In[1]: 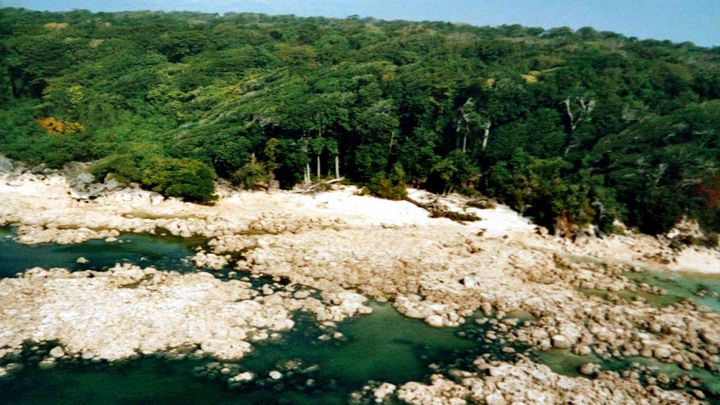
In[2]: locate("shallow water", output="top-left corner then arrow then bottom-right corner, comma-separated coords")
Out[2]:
538,348 -> 720,400
0,226 -> 200,277
579,288 -> 684,308
0,304 -> 483,405
0,229 -> 492,404
553,266 -> 720,401
2,228 -> 720,403
625,269 -> 720,312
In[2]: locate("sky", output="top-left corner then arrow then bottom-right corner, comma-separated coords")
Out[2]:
1,0 -> 719,47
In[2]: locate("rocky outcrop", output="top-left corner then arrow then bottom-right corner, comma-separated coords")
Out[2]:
191,250 -> 230,270
393,357 -> 701,405
0,264 -> 367,362
0,156 -> 14,174
1,166 -> 719,401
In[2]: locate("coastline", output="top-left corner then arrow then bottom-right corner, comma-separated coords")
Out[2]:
0,168 -> 719,403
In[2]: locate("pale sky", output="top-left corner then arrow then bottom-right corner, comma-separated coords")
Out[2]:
2,0 -> 719,47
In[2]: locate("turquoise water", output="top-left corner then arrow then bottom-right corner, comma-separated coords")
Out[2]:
553,265 -> 720,402
0,305 -> 491,405
2,227 -> 719,403
0,228 -> 501,404
580,269 -> 720,312
538,349 -> 720,400
625,269 -> 720,312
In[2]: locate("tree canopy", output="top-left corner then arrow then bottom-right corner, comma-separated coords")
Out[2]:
1,8 -> 719,234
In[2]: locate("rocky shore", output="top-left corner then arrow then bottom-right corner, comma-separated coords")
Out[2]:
391,356 -> 703,404
0,263 -> 369,364
1,158 -> 719,402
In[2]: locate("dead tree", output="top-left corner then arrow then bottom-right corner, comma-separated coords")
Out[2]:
561,95 -> 596,156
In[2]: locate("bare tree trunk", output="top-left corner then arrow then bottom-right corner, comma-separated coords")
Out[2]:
334,155 -> 340,179
562,96 -> 595,156
481,121 -> 491,152
462,133 -> 467,153
304,163 -> 311,184
316,155 -> 321,179
388,131 -> 395,155
562,98 -> 578,157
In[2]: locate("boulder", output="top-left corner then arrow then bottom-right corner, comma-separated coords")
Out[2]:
485,392 -> 507,405
426,315 -> 445,327
229,371 -> 254,383
38,357 -> 56,369
374,383 -> 397,403
49,346 -> 65,358
552,335 -> 571,349
0,156 -> 14,173
579,363 -> 599,376
72,172 -> 95,185
653,345 -> 672,360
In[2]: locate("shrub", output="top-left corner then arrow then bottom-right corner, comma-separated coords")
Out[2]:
366,163 -> 407,200
142,157 -> 216,201
91,153 -> 144,183
231,154 -> 273,190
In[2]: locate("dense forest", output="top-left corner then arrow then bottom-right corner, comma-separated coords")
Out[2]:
1,8 -> 719,236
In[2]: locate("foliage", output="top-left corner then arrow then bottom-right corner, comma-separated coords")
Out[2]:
1,8 -> 720,231
141,157 -> 216,201
232,154 -> 274,189
366,164 -> 407,200
92,150 -> 216,201
489,149 -> 596,231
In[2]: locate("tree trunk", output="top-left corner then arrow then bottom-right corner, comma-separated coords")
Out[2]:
334,155 -> 340,179
316,155 -> 321,179
305,163 -> 311,184
481,122 -> 491,152
462,133 -> 467,153
561,96 -> 595,156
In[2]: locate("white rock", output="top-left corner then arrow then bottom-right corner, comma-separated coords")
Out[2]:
486,392 -> 507,405
426,315 -> 445,327
229,371 -> 254,383
49,346 -> 65,358
373,382 -> 397,403
39,357 -> 56,369
552,335 -> 570,349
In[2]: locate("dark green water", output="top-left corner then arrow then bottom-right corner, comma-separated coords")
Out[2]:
1,227 -> 719,403
0,305 -> 481,405
0,227 -> 199,277
0,227 -> 495,404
